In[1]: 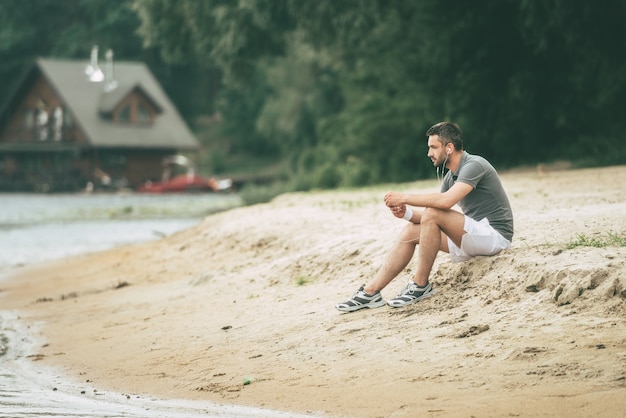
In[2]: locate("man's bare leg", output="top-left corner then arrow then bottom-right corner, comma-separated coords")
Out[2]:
362,208 -> 465,294
412,208 -> 466,286
363,222 -> 421,294
336,208 -> 467,311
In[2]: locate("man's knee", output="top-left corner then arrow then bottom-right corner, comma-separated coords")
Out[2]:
421,207 -> 445,224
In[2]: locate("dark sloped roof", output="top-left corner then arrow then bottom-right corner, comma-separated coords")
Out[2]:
36,58 -> 198,150
98,83 -> 163,114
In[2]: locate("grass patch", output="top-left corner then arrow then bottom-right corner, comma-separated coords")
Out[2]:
565,232 -> 626,249
295,276 -> 311,286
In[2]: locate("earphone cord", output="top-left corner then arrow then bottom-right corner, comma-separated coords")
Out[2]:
437,153 -> 449,185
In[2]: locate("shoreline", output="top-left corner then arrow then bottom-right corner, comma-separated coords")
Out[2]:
2,166 -> 625,417
0,311 -> 311,418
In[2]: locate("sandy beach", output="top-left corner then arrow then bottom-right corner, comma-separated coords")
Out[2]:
2,165 -> 625,417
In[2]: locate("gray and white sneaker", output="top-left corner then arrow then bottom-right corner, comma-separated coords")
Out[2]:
336,285 -> 386,312
387,281 -> 435,308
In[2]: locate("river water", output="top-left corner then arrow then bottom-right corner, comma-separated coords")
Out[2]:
0,192 -> 241,270
0,193 -> 315,418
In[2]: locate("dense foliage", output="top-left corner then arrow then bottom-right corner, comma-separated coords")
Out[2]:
2,0 -> 625,189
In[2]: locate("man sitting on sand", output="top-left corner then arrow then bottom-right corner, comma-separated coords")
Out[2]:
336,122 -> 514,312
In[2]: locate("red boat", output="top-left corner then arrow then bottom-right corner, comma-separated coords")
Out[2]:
136,154 -> 232,193
137,173 -> 221,193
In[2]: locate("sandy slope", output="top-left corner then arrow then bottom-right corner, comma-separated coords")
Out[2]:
2,166 -> 626,417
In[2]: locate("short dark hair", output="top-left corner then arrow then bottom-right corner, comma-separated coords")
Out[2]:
426,122 -> 463,151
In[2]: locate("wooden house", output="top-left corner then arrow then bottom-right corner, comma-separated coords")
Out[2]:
0,48 -> 199,192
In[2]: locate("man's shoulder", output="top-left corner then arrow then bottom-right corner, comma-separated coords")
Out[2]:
461,153 -> 493,172
464,152 -> 490,165
456,153 -> 500,188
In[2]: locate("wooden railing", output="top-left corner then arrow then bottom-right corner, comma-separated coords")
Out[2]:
1,127 -> 79,143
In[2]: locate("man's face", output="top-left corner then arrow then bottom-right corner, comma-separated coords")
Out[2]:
427,135 -> 447,167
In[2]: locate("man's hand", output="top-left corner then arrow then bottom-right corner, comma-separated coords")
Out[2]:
384,191 -> 405,208
389,204 -> 407,219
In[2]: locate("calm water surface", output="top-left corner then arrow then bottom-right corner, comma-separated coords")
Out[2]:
0,192 -> 241,270
0,193 -> 316,417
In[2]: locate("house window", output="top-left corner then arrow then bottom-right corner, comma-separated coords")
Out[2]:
138,104 -> 151,123
63,106 -> 73,127
110,93 -> 157,125
23,109 -> 35,129
52,107 -> 63,141
118,105 -> 131,123
36,108 -> 49,141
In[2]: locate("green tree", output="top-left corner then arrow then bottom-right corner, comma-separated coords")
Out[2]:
518,0 -> 626,164
134,0 -> 626,188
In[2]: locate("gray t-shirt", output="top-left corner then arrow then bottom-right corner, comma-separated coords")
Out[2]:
441,151 -> 514,241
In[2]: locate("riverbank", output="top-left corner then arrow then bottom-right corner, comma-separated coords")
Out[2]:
2,166 -> 625,417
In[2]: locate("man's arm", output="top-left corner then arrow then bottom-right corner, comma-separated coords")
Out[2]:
385,182 -> 473,210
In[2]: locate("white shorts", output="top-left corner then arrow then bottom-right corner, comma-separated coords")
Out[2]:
447,216 -> 511,263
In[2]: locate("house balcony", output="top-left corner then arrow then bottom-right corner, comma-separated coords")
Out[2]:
1,127 -> 81,149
